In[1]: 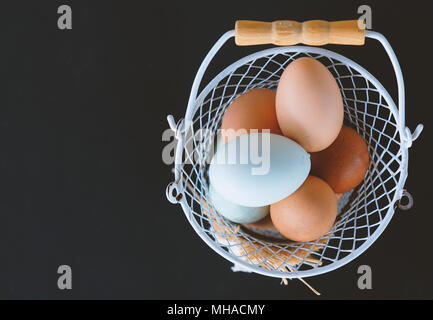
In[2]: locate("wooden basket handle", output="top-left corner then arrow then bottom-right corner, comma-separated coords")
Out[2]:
235,20 -> 365,46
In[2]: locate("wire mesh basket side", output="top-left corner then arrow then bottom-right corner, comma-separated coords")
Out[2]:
176,48 -> 405,278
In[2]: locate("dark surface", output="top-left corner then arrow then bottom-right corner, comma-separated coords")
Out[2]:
0,0 -> 432,299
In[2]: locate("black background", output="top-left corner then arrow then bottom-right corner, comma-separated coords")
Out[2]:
0,0 -> 432,299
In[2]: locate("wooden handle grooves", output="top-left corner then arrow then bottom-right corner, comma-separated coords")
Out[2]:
235,20 -> 365,46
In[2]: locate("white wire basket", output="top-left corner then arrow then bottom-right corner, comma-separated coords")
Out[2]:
166,20 -> 423,279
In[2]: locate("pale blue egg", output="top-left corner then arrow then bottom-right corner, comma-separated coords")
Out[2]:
209,133 -> 310,207
208,185 -> 269,224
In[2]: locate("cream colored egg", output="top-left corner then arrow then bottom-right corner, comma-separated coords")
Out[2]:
276,57 -> 344,152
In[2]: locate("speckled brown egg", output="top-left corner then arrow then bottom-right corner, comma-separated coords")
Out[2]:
310,126 -> 370,193
221,88 -> 282,143
276,57 -> 344,152
270,176 -> 337,242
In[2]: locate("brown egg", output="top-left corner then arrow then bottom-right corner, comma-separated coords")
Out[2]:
310,126 -> 370,193
245,215 -> 276,230
276,57 -> 343,152
270,176 -> 337,242
335,193 -> 343,201
221,88 -> 282,143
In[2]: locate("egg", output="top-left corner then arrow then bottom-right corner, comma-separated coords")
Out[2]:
270,176 -> 337,242
208,185 -> 269,224
221,88 -> 282,143
276,57 -> 344,152
209,133 -> 310,207
310,126 -> 370,193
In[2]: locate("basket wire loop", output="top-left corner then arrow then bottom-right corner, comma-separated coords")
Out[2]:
396,190 -> 414,211
166,29 -> 423,278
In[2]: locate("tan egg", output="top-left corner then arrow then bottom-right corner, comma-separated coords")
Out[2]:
221,88 -> 282,143
276,57 -> 344,152
270,176 -> 337,242
310,126 -> 370,193
335,193 -> 343,201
